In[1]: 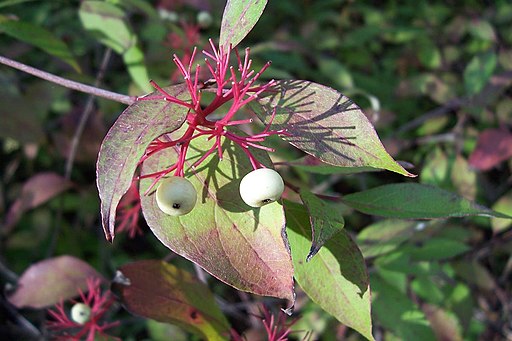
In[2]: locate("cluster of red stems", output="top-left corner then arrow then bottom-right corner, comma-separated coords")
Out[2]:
137,39 -> 290,192
47,278 -> 119,341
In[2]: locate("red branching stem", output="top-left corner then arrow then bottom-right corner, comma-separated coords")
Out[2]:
47,278 -> 120,341
139,40 -> 290,183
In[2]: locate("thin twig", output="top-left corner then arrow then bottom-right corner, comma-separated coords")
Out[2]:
0,55 -> 135,105
47,49 -> 114,257
65,49 -> 113,179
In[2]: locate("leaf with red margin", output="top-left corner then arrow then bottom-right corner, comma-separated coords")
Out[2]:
468,128 -> 512,171
4,172 -> 73,232
96,84 -> 190,241
220,0 -> 267,49
7,256 -> 103,309
250,80 -> 414,177
113,260 -> 230,341
139,136 -> 294,303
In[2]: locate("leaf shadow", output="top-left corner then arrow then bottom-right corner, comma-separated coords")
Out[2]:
255,80 -> 382,164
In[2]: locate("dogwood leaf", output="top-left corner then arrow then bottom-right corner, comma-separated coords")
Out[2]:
251,80 -> 414,177
96,84 -> 189,241
139,136 -> 294,302
113,260 -> 230,341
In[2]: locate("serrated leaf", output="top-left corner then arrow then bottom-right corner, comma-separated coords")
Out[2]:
7,256 -> 103,308
251,80 -> 413,177
139,137 -> 294,302
219,0 -> 267,49
342,183 -> 512,219
96,84 -> 190,241
113,260 -> 230,340
299,189 -> 345,261
284,201 -> 374,341
0,15 -> 79,71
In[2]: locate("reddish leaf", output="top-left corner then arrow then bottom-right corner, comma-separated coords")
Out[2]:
139,137 -> 294,302
113,260 -> 230,340
4,172 -> 73,231
251,80 -> 414,177
7,256 -> 103,309
468,128 -> 512,170
96,84 -> 190,241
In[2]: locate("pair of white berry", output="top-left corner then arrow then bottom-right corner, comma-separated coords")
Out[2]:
155,168 -> 284,216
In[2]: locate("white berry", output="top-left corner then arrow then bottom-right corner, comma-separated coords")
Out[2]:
239,168 -> 284,207
71,303 -> 91,325
156,177 -> 197,216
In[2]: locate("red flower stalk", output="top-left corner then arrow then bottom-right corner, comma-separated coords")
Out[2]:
116,180 -> 143,238
230,304 -> 299,341
260,305 -> 298,341
47,278 -> 119,341
137,40 -> 290,191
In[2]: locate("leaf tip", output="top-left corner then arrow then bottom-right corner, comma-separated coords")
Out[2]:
306,243 -> 320,262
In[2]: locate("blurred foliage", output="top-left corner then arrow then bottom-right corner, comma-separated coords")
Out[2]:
1,0 -> 511,340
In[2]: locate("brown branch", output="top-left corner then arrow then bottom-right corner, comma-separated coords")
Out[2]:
0,55 -> 136,105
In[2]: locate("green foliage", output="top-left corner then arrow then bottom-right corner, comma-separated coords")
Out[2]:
1,0 -> 512,340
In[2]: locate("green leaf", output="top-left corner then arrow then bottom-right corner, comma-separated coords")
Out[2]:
139,138 -> 294,302
79,1 -> 133,54
299,189 -> 345,261
463,52 -> 497,96
407,238 -> 470,261
96,84 -> 190,241
113,260 -> 230,341
491,189 -> 512,233
219,0 -> 267,49
287,156 -> 380,175
123,44 -> 152,92
79,1 -> 150,91
284,201 -> 374,341
357,219 -> 418,258
342,183 -> 512,219
251,80 -> 414,177
0,15 -> 80,71
372,275 -> 436,341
